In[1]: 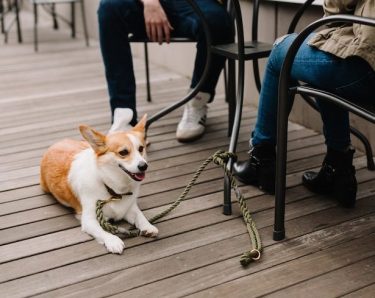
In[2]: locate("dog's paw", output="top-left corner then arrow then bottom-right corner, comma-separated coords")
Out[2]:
104,234 -> 125,254
141,224 -> 159,237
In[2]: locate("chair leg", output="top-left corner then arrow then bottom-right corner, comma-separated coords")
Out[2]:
14,0 -> 22,43
71,2 -> 75,38
80,0 -> 89,46
52,3 -> 58,30
274,92 -> 294,241
33,3 -> 38,52
223,174 -> 232,215
224,52 -> 246,216
223,63 -> 229,103
0,0 -> 4,34
144,42 -> 152,102
227,59 -> 236,137
350,126 -> 375,171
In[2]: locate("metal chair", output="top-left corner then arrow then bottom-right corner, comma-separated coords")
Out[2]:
286,0 -> 375,176
212,0 -> 278,215
31,0 -> 89,51
1,0 -> 22,43
144,0 -> 273,216
274,15 -> 375,241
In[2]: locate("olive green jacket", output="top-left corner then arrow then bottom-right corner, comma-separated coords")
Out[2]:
309,0 -> 375,70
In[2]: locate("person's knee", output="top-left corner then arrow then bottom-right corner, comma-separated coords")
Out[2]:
268,33 -> 297,71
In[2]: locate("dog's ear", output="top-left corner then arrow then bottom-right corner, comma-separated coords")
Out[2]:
132,114 -> 147,134
79,125 -> 107,154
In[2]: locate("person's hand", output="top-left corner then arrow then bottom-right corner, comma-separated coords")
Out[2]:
142,0 -> 173,44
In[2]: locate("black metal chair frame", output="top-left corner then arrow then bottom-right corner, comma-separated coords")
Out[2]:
0,0 -> 22,43
211,0 -> 275,215
145,0 -> 302,216
31,0 -> 89,51
217,0 -> 320,215
274,15 -> 375,241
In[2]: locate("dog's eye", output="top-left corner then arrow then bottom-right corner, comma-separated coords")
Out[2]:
119,149 -> 129,156
139,146 -> 144,153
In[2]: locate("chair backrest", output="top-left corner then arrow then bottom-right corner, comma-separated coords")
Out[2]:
279,15 -> 375,122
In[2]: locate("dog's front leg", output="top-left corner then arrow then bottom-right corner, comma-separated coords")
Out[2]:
81,205 -> 125,254
125,203 -> 158,237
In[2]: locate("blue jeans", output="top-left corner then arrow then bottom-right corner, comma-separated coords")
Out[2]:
98,0 -> 233,125
252,33 -> 375,151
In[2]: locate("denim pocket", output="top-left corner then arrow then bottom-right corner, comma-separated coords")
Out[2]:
335,70 -> 375,102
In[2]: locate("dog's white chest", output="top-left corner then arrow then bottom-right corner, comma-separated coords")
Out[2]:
103,195 -> 136,221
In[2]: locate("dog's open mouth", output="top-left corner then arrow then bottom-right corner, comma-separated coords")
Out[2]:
119,164 -> 145,181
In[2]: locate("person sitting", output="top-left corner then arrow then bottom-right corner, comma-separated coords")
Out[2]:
97,0 -> 233,142
233,0 -> 374,208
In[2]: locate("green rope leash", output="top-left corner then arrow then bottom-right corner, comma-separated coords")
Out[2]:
96,150 -> 262,266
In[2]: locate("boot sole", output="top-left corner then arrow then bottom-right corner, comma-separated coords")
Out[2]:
234,175 -> 275,195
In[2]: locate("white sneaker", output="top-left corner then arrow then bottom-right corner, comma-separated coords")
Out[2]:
108,108 -> 134,133
176,92 -> 210,142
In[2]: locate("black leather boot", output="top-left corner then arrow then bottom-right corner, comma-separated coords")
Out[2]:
233,143 -> 276,194
302,147 -> 357,208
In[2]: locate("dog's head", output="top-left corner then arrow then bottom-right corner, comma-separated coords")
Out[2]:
79,114 -> 148,183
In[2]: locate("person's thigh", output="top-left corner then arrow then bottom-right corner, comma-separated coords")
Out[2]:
98,0 -> 146,37
271,33 -> 374,103
162,0 -> 232,42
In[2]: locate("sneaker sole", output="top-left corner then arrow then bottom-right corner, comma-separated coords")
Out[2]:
176,132 -> 205,143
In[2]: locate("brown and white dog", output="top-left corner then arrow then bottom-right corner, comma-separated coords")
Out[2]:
40,109 -> 158,254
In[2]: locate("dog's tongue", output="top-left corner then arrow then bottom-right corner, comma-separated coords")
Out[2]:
135,172 -> 145,181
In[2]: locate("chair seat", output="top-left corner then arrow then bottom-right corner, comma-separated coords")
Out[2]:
31,0 -> 79,4
211,41 -> 273,60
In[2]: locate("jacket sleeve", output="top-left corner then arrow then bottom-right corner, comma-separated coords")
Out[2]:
323,0 -> 358,16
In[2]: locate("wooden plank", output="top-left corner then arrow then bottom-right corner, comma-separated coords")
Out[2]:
35,210 -> 375,298
113,229 -> 375,298
0,103 -> 239,156
0,184 -> 373,293
1,156 -> 372,241
0,127 -> 317,192
0,126 -> 317,205
267,256 -> 375,298
0,116 -> 254,173
0,106 -> 250,160
341,283 -> 375,298
0,126 -> 312,188
0,194 -> 55,216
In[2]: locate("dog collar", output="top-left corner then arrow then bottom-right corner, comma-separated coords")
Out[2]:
105,184 -> 133,200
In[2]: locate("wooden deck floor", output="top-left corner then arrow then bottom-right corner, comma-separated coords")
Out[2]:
1,11 -> 375,298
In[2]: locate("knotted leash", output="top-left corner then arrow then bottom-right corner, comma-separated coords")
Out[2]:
96,150 -> 262,266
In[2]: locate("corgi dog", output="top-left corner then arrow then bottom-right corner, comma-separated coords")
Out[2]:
40,108 -> 158,254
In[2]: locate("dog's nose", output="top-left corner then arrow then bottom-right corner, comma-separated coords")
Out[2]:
138,162 -> 148,172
